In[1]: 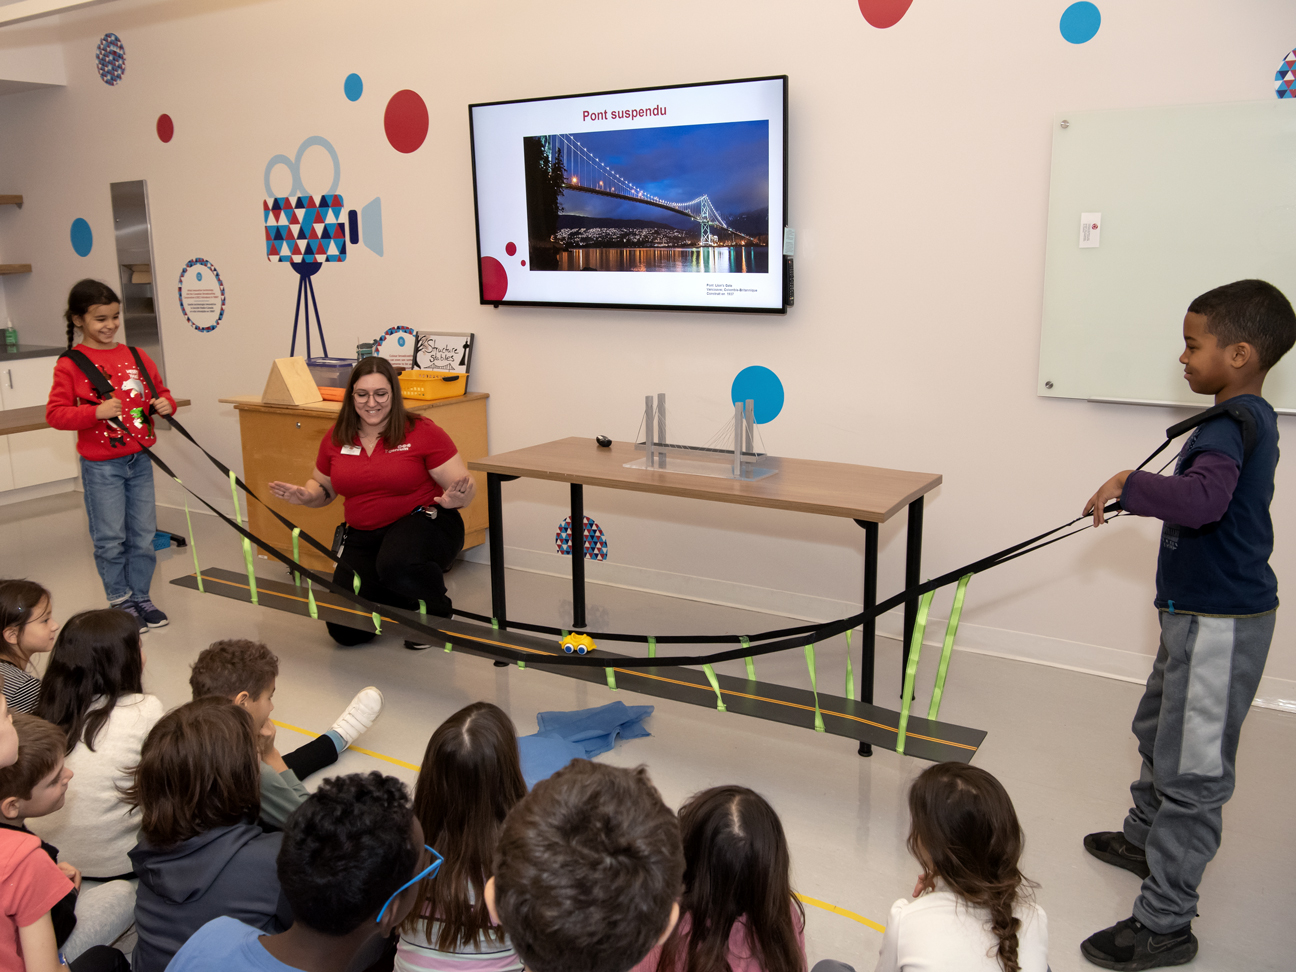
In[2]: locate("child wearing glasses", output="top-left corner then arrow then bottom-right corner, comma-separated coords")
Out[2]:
396,702 -> 526,972
165,772 -> 429,972
268,356 -> 476,647
124,698 -> 291,972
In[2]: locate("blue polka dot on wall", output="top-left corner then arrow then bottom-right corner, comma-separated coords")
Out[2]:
70,219 -> 93,257
731,366 -> 785,425
95,33 -> 126,85
344,73 -> 364,102
1060,2 -> 1101,44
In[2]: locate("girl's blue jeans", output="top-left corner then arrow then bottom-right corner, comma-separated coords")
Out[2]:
80,453 -> 157,604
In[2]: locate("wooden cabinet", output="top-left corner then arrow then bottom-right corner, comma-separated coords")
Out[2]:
0,354 -> 77,490
223,392 -> 489,572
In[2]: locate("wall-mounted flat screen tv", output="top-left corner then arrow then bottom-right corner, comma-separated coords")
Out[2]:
469,76 -> 787,314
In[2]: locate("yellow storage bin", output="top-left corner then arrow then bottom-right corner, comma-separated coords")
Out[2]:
399,370 -> 468,402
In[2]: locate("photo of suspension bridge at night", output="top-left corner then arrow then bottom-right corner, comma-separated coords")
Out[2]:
522,120 -> 770,272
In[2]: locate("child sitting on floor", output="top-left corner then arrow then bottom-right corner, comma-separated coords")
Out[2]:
396,702 -> 527,972
166,772 -> 428,972
188,639 -> 384,829
32,609 -> 164,881
0,714 -> 136,963
0,580 -> 59,713
632,785 -> 805,972
486,759 -> 684,972
125,697 -> 292,972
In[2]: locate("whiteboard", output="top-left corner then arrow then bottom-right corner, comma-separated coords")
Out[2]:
1038,100 -> 1296,414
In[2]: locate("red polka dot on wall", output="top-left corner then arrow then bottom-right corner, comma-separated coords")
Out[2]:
156,114 -> 174,143
384,90 -> 429,153
858,0 -> 913,28
505,242 -> 517,256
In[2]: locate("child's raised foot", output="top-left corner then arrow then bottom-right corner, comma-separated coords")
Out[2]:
1084,831 -> 1151,879
331,686 -> 384,747
1081,916 -> 1197,970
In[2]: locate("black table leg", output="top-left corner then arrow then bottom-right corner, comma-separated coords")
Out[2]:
855,518 -> 879,757
901,496 -> 924,690
486,473 -> 514,628
570,483 -> 586,628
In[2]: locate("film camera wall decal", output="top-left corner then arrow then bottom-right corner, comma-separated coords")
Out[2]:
263,136 -> 384,356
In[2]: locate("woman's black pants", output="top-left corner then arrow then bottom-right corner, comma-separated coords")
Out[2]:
327,506 -> 464,646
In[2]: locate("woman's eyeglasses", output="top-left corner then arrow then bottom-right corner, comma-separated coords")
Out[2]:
353,390 -> 391,404
376,844 -> 442,924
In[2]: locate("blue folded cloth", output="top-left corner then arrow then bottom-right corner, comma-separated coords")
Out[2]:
518,701 -> 654,789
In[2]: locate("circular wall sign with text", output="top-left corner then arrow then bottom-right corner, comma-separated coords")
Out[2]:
177,258 -> 226,333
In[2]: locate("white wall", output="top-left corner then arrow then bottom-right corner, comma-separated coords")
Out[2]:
1,0 -> 1294,699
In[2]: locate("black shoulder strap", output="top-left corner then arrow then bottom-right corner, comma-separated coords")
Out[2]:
127,346 -> 158,401
1164,401 -> 1258,461
58,349 -> 114,401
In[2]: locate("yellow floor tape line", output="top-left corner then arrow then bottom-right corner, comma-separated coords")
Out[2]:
795,893 -> 886,933
272,720 -> 885,932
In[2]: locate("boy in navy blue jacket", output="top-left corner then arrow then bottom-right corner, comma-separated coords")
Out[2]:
1080,279 -> 1296,970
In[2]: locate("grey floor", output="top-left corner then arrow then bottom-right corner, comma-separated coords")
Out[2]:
4,492 -> 1293,971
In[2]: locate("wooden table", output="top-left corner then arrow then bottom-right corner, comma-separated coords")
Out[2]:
469,437 -> 941,754
0,399 -> 193,436
220,393 -> 489,572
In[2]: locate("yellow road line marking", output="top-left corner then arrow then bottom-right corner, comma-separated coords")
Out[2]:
204,574 -> 973,754
795,893 -> 885,933
271,719 -> 421,771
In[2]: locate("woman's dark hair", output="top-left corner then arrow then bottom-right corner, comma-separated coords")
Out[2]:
64,279 -> 121,349
36,609 -> 143,753
333,356 -> 415,449
658,786 -> 804,972
121,697 -> 260,848
907,763 -> 1034,972
0,579 -> 51,670
404,702 -> 526,951
280,772 -> 419,935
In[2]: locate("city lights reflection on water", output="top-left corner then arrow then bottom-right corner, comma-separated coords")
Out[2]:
556,247 -> 769,273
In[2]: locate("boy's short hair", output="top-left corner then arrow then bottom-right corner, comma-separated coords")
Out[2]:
278,772 -> 419,935
1189,279 -> 1296,369
123,697 -> 261,848
493,760 -> 683,972
0,715 -> 66,802
189,639 -> 279,700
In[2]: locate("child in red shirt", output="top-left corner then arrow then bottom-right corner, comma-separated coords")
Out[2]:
45,280 -> 176,632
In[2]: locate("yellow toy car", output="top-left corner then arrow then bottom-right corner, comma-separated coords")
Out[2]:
561,633 -> 597,655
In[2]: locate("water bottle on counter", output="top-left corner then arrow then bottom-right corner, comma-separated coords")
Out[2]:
3,320 -> 16,351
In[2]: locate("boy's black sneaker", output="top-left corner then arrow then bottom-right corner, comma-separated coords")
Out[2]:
1084,831 -> 1151,879
133,598 -> 169,628
1081,916 -> 1197,970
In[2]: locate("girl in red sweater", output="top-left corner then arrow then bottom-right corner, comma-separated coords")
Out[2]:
45,280 -> 176,631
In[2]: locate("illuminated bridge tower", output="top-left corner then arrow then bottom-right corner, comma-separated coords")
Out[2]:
699,196 -> 715,247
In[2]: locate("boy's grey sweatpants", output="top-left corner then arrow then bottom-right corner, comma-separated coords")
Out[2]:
1124,609 -> 1274,932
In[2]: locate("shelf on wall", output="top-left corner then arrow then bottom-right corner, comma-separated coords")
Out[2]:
0,196 -> 21,207
0,265 -> 32,275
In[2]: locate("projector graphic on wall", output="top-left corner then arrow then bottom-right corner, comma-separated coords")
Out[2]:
262,135 -> 384,355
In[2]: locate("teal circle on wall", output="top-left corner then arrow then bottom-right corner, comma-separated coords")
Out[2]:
344,73 -> 363,102
731,366 -> 785,425
70,218 -> 93,257
1060,2 -> 1101,44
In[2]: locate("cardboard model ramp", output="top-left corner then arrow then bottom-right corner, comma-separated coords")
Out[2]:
172,568 -> 986,763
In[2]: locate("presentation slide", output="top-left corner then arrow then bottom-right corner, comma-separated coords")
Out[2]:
470,77 -> 786,312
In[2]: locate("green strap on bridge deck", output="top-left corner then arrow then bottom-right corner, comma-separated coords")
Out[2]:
290,528 -> 301,587
702,664 -> 726,711
648,636 -> 656,658
184,498 -> 204,593
928,574 -> 972,722
494,619 -> 524,668
419,599 -> 427,617
229,471 -> 257,605
742,636 -> 755,680
895,590 -> 935,756
605,667 -> 617,691
290,526 -> 318,619
352,573 -> 380,633
844,629 -> 855,700
804,643 -> 825,732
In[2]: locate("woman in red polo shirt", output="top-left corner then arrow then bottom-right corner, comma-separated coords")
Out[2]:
268,357 -> 475,646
